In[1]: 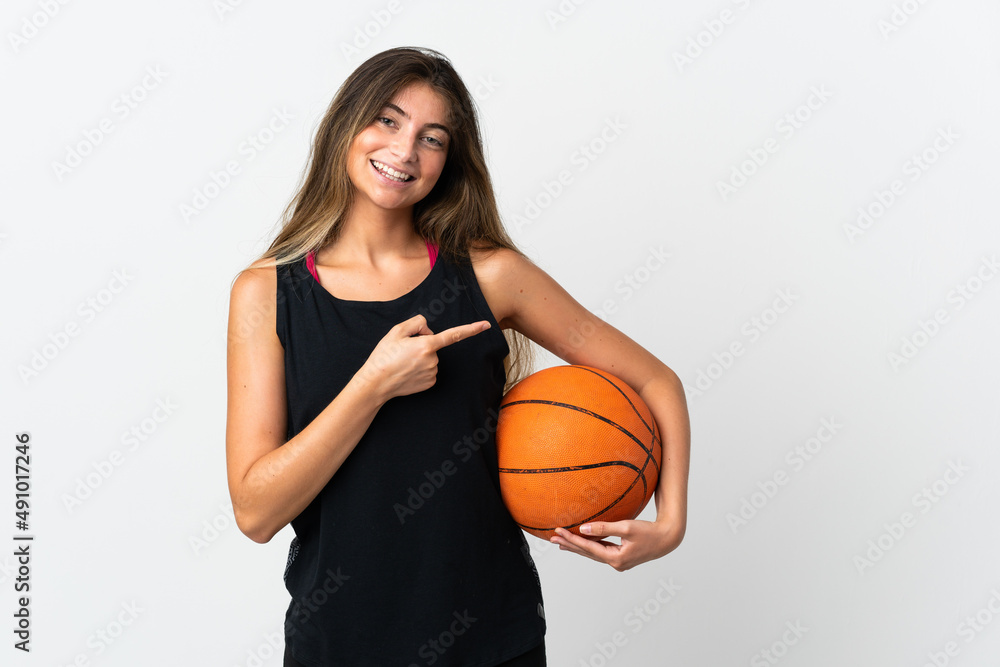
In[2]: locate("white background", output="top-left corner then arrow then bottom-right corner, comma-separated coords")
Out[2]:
2,1 -> 999,665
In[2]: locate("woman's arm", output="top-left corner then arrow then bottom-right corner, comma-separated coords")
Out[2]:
225,259 -> 490,544
472,248 -> 691,571
226,260 -> 383,543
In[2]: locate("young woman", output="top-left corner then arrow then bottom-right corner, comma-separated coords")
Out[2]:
226,46 -> 690,667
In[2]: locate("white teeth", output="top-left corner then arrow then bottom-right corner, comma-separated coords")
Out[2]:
371,160 -> 412,182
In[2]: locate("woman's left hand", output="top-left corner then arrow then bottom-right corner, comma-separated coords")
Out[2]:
550,517 -> 685,572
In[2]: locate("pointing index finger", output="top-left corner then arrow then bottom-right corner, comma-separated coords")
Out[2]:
428,320 -> 491,350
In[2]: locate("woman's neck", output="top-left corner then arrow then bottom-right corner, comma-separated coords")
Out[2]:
325,203 -> 422,266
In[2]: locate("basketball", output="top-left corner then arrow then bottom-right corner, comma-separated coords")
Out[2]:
495,365 -> 661,540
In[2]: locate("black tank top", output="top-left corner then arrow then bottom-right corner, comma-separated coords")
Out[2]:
275,249 -> 546,666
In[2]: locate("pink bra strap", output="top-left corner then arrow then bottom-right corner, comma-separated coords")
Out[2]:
306,250 -> 319,282
306,241 -> 438,283
425,240 -> 438,268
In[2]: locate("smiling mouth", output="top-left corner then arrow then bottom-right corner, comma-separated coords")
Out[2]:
370,159 -> 414,182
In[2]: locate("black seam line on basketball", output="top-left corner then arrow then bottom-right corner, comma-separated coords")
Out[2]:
500,398 -> 659,477
501,398 -> 656,488
500,460 -> 648,512
499,460 -> 640,475
567,367 -> 661,477
518,474 -> 641,532
500,461 -> 647,530
570,366 -> 661,476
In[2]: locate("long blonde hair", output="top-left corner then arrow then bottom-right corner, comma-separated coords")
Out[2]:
252,46 -> 533,389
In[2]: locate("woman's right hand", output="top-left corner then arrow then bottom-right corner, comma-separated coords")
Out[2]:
354,313 -> 491,402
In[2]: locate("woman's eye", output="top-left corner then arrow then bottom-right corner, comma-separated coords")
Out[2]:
424,136 -> 443,147
377,116 -> 395,127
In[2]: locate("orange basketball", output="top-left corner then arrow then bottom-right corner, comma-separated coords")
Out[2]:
496,365 -> 661,540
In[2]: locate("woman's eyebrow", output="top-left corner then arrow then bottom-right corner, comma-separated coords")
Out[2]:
384,102 -> 450,135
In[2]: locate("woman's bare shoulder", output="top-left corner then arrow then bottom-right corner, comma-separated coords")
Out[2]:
468,244 -> 533,281
230,256 -> 279,307
468,245 -> 537,328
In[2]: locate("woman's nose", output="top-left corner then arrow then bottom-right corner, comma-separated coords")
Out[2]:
389,131 -> 418,163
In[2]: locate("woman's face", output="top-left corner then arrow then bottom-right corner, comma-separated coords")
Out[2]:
345,81 -> 451,215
